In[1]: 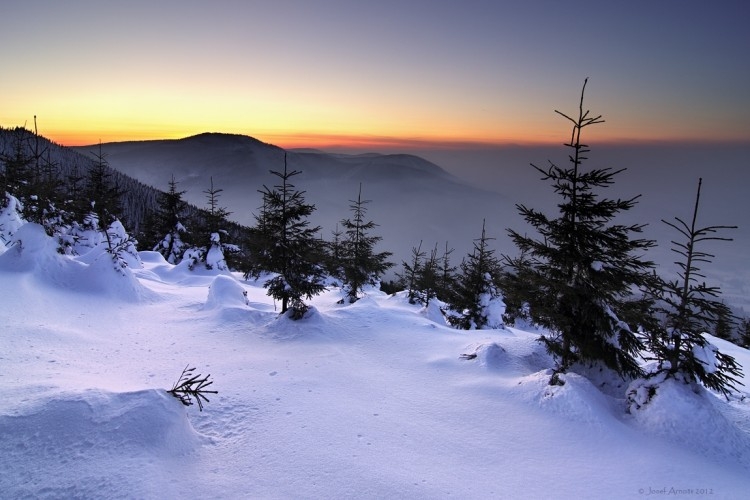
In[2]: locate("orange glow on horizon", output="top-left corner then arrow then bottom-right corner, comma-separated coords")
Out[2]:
42,127 -> 750,153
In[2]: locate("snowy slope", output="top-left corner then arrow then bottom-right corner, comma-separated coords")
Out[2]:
1,224 -> 750,499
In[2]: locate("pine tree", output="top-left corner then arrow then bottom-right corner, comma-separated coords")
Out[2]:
641,178 -> 743,398
416,243 -> 441,307
507,79 -> 655,384
0,127 -> 33,207
84,143 -> 123,229
437,241 -> 457,302
324,223 -> 345,281
258,153 -> 326,318
397,241 -> 425,304
338,184 -> 392,303
739,319 -> 750,349
713,304 -> 734,342
447,220 -> 503,330
148,175 -> 191,264
241,195 -> 273,279
188,177 -> 236,270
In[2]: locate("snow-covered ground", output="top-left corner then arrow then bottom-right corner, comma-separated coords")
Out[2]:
2,223 -> 750,499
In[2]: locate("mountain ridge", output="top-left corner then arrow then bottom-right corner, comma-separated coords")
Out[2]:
73,132 -> 515,270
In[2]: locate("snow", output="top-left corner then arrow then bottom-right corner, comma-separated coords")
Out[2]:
2,224 -> 750,498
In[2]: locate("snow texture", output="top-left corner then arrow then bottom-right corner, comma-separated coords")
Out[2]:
1,220 -> 750,499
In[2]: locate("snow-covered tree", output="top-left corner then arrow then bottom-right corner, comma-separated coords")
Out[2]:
257,153 -> 326,318
103,219 -> 141,275
187,177 -> 238,271
148,175 -> 191,264
338,184 -> 392,303
506,79 -> 655,384
447,220 -> 504,330
636,178 -> 743,399
0,193 -> 25,247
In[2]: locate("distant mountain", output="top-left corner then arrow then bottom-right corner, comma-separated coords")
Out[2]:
75,133 -> 517,272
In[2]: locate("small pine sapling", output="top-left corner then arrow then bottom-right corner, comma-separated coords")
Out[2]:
637,178 -> 743,400
168,365 -> 218,411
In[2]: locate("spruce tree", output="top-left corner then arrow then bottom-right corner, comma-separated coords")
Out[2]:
22,118 -> 66,233
447,220 -> 503,330
739,319 -> 750,349
0,127 -> 33,207
149,175 -> 191,264
324,223 -> 345,281
437,242 -> 457,303
507,79 -> 655,384
338,184 -> 392,303
84,143 -> 123,229
189,177 -> 236,270
259,153 -> 326,318
397,241 -> 425,304
641,178 -> 743,398
417,244 -> 441,307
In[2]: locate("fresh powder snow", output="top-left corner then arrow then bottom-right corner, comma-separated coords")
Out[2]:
1,221 -> 750,499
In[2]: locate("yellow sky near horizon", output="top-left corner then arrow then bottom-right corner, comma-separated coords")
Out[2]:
1,2 -> 748,152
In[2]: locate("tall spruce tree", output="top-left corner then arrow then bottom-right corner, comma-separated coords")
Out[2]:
338,184 -> 392,303
506,79 -> 655,384
640,178 -> 742,398
447,220 -> 503,329
259,153 -> 326,318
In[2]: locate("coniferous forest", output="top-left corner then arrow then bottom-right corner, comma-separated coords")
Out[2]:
1,83 -> 746,400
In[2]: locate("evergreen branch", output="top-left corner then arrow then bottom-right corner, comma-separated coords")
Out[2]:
168,364 -> 218,411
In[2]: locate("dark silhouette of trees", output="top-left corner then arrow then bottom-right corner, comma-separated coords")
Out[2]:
506,79 -> 655,384
397,241 -> 426,304
257,153 -> 326,318
338,184 -> 392,303
640,178 -> 743,398
447,220 -> 503,329
146,175 -> 191,264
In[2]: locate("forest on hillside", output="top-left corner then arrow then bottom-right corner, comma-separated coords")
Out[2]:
2,82 -> 748,401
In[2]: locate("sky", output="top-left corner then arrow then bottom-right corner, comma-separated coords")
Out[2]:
1,0 -> 748,149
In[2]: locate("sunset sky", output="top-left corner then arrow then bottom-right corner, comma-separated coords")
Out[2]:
1,0 -> 748,149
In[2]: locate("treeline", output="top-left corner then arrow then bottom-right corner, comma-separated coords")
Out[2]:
1,81 -> 748,403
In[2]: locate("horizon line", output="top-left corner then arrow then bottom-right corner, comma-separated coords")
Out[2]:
4,125 -> 748,152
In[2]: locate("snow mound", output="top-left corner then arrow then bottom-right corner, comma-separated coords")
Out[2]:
512,370 -> 620,427
0,223 -> 155,301
78,248 -> 157,302
463,333 -> 552,377
139,250 -> 170,265
0,389 -> 202,497
472,342 -> 510,369
205,275 -> 249,310
419,299 -> 448,325
629,378 -> 750,466
0,222 -> 74,275
203,274 -> 274,323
